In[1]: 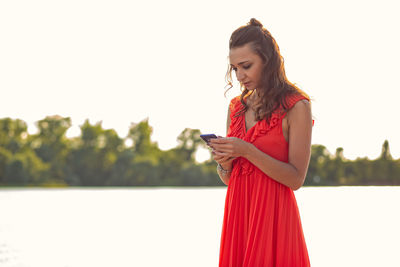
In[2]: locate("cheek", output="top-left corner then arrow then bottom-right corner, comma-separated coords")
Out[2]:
254,67 -> 263,82
248,70 -> 258,82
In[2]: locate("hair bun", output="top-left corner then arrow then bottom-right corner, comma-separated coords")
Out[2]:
249,18 -> 263,28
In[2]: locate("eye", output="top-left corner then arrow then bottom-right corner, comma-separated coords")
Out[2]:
232,67 -> 237,72
243,64 -> 252,69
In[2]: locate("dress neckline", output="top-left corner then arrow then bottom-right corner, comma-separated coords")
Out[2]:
242,95 -> 259,134
243,117 -> 259,134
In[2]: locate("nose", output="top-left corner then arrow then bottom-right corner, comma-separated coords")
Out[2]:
236,69 -> 246,83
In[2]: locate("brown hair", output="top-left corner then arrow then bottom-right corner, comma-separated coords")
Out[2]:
225,18 -> 310,122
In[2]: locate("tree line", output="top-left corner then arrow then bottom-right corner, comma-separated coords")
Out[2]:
0,116 -> 399,187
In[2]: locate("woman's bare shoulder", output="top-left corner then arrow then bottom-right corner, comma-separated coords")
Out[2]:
287,99 -> 311,124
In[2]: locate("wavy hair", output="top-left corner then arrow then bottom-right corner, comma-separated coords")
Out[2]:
225,18 -> 310,122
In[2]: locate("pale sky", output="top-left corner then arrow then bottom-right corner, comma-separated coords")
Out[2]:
1,0 -> 399,161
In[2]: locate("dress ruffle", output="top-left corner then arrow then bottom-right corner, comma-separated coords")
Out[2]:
227,96 -> 284,143
227,96 -> 244,139
247,112 -> 280,143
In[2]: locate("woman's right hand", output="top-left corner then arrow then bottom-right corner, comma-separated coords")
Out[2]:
212,151 -> 236,171
209,136 -> 236,170
212,150 -> 235,186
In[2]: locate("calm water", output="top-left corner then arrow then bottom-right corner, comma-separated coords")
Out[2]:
0,186 -> 399,267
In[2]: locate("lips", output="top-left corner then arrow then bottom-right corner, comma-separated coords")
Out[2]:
243,82 -> 251,87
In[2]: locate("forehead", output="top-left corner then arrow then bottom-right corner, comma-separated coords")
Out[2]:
229,44 -> 259,65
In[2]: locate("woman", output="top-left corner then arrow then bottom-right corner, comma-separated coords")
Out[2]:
210,18 -> 312,267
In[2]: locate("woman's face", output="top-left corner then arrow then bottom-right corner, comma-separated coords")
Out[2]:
229,43 -> 264,90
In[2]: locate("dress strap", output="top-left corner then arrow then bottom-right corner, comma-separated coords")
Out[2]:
282,93 -> 314,126
285,93 -> 309,110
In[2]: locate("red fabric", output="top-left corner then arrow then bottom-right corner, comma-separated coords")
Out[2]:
219,94 -> 311,267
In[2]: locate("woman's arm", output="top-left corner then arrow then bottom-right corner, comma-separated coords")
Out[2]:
213,105 -> 235,185
211,100 -> 312,190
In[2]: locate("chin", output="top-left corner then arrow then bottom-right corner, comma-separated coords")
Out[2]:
241,83 -> 256,91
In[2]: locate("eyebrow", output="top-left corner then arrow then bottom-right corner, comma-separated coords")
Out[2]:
230,61 -> 250,67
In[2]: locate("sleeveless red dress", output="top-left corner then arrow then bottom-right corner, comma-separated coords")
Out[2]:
218,93 -> 311,267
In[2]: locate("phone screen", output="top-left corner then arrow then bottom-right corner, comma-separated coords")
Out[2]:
200,134 -> 217,144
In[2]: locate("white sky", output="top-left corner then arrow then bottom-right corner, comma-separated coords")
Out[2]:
1,0 -> 399,161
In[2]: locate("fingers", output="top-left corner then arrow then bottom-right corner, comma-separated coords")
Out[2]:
210,141 -> 231,148
212,153 -> 224,160
213,150 -> 231,157
210,137 -> 230,144
212,149 -> 230,158
210,137 -> 238,158
213,155 -> 235,164
211,144 -> 233,153
212,147 -> 237,164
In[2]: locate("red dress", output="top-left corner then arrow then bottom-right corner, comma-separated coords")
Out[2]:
218,93 -> 311,267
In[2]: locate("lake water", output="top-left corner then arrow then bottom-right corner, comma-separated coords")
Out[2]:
0,186 -> 399,267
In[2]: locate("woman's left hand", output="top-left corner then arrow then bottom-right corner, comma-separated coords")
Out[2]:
209,137 -> 252,158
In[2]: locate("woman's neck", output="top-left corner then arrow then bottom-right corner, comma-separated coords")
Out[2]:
245,90 -> 260,111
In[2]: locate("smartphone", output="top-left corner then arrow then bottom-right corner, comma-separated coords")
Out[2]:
200,134 -> 218,145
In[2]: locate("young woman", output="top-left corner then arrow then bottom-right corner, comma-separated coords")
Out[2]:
210,18 -> 312,266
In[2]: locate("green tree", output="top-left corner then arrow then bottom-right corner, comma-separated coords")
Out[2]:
29,116 -> 72,183
0,118 -> 29,153
3,150 -> 49,186
329,147 -> 345,185
127,118 -> 159,159
107,150 -> 135,186
176,128 -> 204,162
380,140 -> 392,160
305,144 -> 331,185
0,147 -> 13,185
68,120 -> 123,186
371,140 -> 396,184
